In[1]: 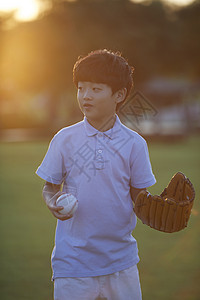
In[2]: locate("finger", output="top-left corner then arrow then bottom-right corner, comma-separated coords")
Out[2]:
53,211 -> 73,221
51,191 -> 65,202
60,215 -> 73,221
55,206 -> 64,211
52,191 -> 66,206
48,204 -> 64,212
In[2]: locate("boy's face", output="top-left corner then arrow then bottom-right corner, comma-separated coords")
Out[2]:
77,81 -> 123,129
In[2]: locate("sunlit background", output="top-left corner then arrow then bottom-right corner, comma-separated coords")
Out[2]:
0,0 -> 197,21
0,0 -> 199,140
0,0 -> 197,22
0,0 -> 39,21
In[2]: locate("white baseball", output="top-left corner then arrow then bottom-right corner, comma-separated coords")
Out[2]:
56,193 -> 78,216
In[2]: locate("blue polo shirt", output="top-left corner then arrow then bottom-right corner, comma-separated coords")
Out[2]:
36,115 -> 156,279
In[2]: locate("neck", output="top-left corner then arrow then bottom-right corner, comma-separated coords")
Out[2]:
87,114 -> 116,132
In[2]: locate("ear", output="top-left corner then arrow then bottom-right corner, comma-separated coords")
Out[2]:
115,88 -> 127,104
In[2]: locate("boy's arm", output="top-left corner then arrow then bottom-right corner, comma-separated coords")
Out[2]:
130,186 -> 146,204
43,182 -> 72,221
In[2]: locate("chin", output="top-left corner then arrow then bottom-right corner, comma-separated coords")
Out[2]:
84,111 -> 98,119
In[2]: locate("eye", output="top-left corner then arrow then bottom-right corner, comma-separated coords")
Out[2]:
78,86 -> 83,91
93,87 -> 102,92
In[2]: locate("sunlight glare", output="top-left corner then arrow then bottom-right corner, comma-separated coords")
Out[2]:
0,0 -> 196,23
0,0 -> 39,21
132,0 -> 195,6
163,0 -> 195,5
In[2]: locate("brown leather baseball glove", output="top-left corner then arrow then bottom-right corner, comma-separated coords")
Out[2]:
134,172 -> 195,233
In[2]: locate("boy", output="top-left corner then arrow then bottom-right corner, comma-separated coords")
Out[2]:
36,49 -> 156,300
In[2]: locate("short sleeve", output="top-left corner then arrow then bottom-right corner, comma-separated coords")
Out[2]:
130,138 -> 156,188
36,135 -> 65,184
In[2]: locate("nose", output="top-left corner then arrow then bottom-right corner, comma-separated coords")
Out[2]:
83,89 -> 92,100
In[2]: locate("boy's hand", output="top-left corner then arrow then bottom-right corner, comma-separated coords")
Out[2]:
47,191 -> 74,221
43,182 -> 73,221
130,186 -> 147,204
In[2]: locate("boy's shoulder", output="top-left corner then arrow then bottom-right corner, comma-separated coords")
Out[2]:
120,121 -> 147,145
51,120 -> 85,144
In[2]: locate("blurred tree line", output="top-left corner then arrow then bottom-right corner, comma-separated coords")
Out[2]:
0,0 -> 199,130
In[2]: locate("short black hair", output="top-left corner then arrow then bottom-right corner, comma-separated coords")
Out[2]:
73,49 -> 134,110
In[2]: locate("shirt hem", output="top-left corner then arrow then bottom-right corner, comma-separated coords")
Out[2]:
51,257 -> 140,280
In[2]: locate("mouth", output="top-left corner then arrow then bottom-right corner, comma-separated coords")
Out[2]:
83,103 -> 93,109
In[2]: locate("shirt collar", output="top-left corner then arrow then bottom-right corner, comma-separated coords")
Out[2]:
83,115 -> 122,140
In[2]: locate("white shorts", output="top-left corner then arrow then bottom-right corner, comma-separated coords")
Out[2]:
54,264 -> 142,300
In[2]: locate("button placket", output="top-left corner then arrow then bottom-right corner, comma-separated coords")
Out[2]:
95,133 -> 105,170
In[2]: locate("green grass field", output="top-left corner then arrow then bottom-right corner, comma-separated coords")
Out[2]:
0,136 -> 199,300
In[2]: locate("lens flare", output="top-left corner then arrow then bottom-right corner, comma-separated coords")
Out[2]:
0,0 -> 39,21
